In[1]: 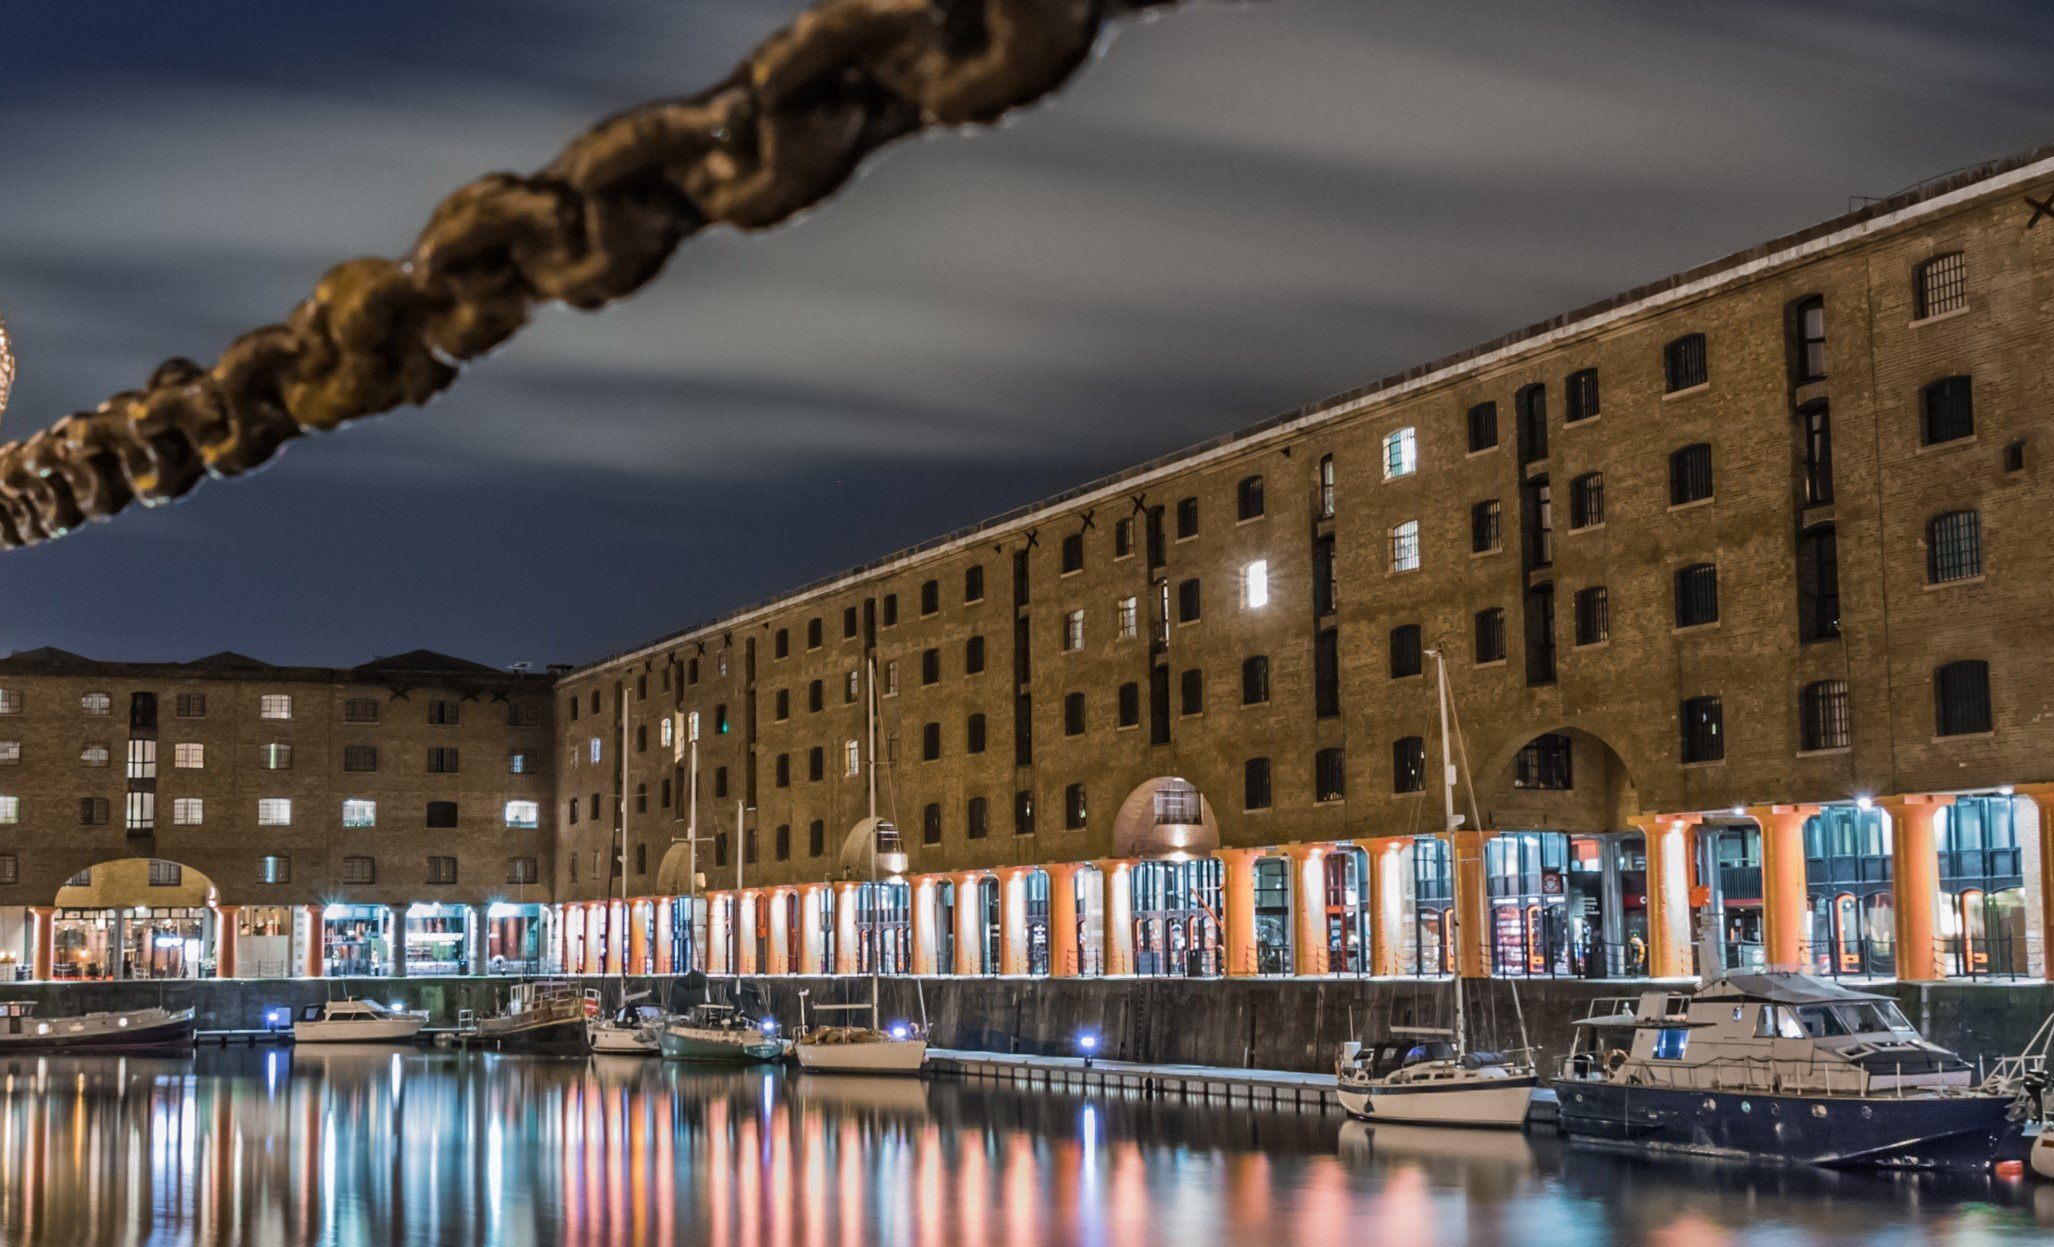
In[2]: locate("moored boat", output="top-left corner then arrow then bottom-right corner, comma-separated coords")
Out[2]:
1336,1033 -> 1538,1127
0,1001 -> 195,1053
588,995 -> 664,1055
658,1004 -> 786,1064
793,1012 -> 928,1075
1552,971 -> 2016,1170
292,999 -> 427,1045
461,981 -> 587,1055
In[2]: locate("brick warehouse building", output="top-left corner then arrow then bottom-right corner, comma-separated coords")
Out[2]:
1,146 -> 2052,989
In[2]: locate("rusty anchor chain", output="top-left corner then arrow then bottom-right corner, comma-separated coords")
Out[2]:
0,0 -> 1224,551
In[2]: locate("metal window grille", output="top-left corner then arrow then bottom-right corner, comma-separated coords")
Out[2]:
427,701 -> 459,725
1389,625 -> 1422,678
1383,427 -> 1417,478
342,856 -> 375,885
507,857 -> 538,884
1680,696 -> 1724,762
147,859 -> 182,887
1472,499 -> 1501,552
1513,733 -> 1573,789
1575,586 -> 1609,646
1802,403 -> 1833,504
426,747 -> 460,773
1474,608 -> 1506,664
1670,444 -> 1713,504
1935,661 -> 1992,736
1389,521 -> 1420,572
427,856 -> 458,885
1921,376 -> 1974,445
1675,563 -> 1719,627
1800,681 -> 1851,751
1793,297 -> 1827,381
79,797 -> 109,825
1154,781 -> 1200,825
1392,737 -> 1425,793
1241,656 -> 1270,704
259,856 -> 290,884
1565,368 -> 1600,422
1665,334 -> 1708,392
175,693 -> 207,718
1467,402 -> 1498,452
1317,456 -> 1335,518
1570,473 -> 1605,528
1243,758 -> 1272,810
1927,511 -> 1982,582
1915,252 -> 1966,319
1238,476 -> 1265,520
1517,385 -> 1548,463
1314,748 -> 1346,802
1175,497 -> 1198,538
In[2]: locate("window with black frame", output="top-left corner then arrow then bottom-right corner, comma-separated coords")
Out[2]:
1664,333 -> 1707,392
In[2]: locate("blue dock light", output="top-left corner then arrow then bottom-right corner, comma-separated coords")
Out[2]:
264,1007 -> 290,1030
759,1017 -> 779,1036
888,1023 -> 910,1041
1079,1032 -> 1098,1069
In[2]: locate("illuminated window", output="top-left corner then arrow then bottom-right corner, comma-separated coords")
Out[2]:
1064,610 -> 1085,652
0,796 -> 17,824
0,742 -> 17,766
174,742 -> 205,769
589,737 -> 602,764
261,742 -> 292,770
505,800 -> 540,829
173,798 -> 204,826
660,717 -> 675,748
1382,427 -> 1417,479
81,743 -> 110,768
258,798 -> 292,826
845,740 -> 861,776
1389,522 -> 1420,573
81,692 -> 111,716
1241,560 -> 1270,609
259,694 -> 293,720
342,799 -> 377,828
1117,596 -> 1138,639
258,855 -> 290,884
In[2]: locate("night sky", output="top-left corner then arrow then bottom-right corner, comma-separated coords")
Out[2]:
1,1 -> 2050,670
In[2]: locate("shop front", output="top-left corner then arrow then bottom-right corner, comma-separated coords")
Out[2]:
405,904 -> 472,976
323,904 -> 395,977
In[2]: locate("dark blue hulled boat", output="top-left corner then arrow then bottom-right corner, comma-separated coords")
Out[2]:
1552,972 -> 2016,1171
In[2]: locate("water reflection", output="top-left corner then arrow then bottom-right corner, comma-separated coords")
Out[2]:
0,1049 -> 2041,1244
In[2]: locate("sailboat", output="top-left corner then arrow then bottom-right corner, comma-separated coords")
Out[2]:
1335,645 -> 1537,1127
587,693 -> 661,1055
657,974 -> 787,1064
792,657 -> 928,1075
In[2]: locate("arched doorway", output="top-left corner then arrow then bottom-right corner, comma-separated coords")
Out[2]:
51,859 -> 219,980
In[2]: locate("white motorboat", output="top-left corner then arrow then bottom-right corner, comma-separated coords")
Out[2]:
292,999 -> 427,1044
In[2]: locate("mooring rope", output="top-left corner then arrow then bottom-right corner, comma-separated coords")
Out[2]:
0,0 -> 1230,551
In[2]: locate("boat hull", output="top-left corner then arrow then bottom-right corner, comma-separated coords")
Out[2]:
794,1038 -> 927,1074
658,1027 -> 785,1064
588,1023 -> 660,1055
1553,1081 -> 2016,1171
472,1015 -> 588,1055
2031,1128 -> 2054,1180
0,1009 -> 195,1054
1337,1075 -> 1537,1127
293,1018 -> 426,1044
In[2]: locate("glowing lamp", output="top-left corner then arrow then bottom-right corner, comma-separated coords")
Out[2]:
888,1024 -> 910,1041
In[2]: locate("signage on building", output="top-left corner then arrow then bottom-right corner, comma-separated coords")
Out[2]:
1540,869 -> 1564,896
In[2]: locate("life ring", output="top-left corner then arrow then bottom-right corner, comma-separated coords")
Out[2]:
1606,1048 -> 1629,1074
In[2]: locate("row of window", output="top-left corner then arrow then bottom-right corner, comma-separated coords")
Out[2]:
0,690 -> 540,727
0,796 -> 539,829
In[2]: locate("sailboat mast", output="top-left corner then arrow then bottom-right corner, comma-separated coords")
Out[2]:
734,800 -> 744,979
866,657 -> 881,1032
1431,648 -> 1467,1055
617,689 -> 629,984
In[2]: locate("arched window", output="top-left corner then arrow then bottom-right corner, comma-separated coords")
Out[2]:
1240,656 -> 1270,705
1796,524 -> 1840,641
1664,333 -> 1708,392
1790,295 -> 1827,382
1799,680 -> 1850,751
1382,427 -> 1417,479
1569,472 -> 1605,529
1565,368 -> 1600,422
1926,510 -> 1982,582
1237,475 -> 1265,520
1914,252 -> 1966,320
1674,563 -> 1719,628
1316,454 -> 1336,518
1669,443 -> 1713,505
1920,376 -> 1974,445
1467,401 -> 1498,453
1573,586 -> 1609,646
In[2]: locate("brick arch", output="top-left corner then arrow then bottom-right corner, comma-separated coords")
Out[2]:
653,840 -> 698,895
50,856 -> 218,910
1109,776 -> 1220,861
836,815 -> 907,879
1470,723 -> 1646,831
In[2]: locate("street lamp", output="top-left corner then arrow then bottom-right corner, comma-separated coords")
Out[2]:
1078,1032 -> 1098,1070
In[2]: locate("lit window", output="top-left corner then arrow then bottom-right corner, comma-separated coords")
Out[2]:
0,796 -> 17,824
1063,610 -> 1085,652
258,798 -> 292,826
261,742 -> 292,770
504,800 -> 540,829
1390,522 -> 1421,573
0,690 -> 20,715
845,740 -> 861,776
0,742 -> 16,765
172,798 -> 204,826
508,750 -> 536,774
589,737 -> 602,764
174,742 -> 204,769
1382,427 -> 1417,479
342,799 -> 377,828
1241,560 -> 1270,609
81,744 -> 110,768
258,855 -> 290,884
1117,596 -> 1138,639
660,717 -> 675,748
259,694 -> 292,720
81,692 -> 111,716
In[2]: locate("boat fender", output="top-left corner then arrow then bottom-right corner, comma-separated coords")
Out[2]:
1606,1049 -> 1628,1074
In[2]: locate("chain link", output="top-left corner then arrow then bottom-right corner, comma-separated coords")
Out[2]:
0,0 -> 1213,550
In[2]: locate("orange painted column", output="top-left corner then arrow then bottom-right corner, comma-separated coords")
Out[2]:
1881,795 -> 1950,982
999,869 -> 1029,976
627,900 -> 648,974
581,903 -> 598,975
735,892 -> 757,976
1363,838 -> 1406,977
655,898 -> 674,976
1284,845 -> 1326,976
2025,788 -> 2054,982
909,877 -> 937,975
29,906 -> 54,981
1632,815 -> 1700,979
214,904 -> 241,979
834,883 -> 860,975
1451,831 -> 1493,979
953,872 -> 983,976
797,884 -> 825,975
1047,864 -> 1082,977
301,904 -> 324,978
1748,805 -> 1815,970
1217,849 -> 1260,978
1095,861 -> 1135,976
